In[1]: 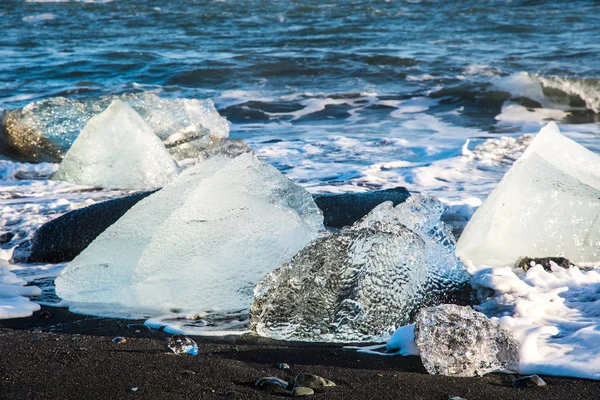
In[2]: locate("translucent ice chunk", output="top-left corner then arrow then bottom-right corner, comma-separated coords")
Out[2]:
0,92 -> 229,162
52,100 -> 179,190
456,122 -> 600,266
414,304 -> 519,377
55,152 -> 322,316
250,195 -> 470,342
167,335 -> 198,356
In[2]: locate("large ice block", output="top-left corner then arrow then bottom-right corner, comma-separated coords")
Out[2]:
250,195 -> 471,342
52,100 -> 179,190
456,122 -> 600,266
55,152 -> 323,316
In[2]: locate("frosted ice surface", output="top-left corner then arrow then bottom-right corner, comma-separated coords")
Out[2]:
414,304 -> 519,377
250,194 -> 470,342
52,100 -> 179,190
456,122 -> 600,266
55,152 -> 322,316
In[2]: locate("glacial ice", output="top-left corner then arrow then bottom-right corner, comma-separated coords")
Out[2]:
52,100 -> 179,190
414,304 -> 519,377
55,151 -> 323,316
456,122 -> 600,266
0,92 -> 229,162
250,194 -> 471,342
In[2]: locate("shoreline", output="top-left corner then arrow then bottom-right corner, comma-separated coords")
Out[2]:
1,307 -> 600,399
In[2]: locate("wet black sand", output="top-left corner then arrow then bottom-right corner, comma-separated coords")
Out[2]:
1,307 -> 600,400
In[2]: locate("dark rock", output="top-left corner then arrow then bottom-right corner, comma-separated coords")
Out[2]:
313,187 -> 410,228
291,386 -> 315,397
278,363 -> 290,370
28,191 -> 155,263
515,256 -> 572,272
513,374 -> 547,388
26,187 -> 410,264
38,311 -> 52,319
0,109 -> 63,163
111,336 -> 127,344
0,231 -> 14,245
294,373 -> 335,389
224,390 -> 243,398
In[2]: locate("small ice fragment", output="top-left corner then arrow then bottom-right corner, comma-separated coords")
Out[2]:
167,334 -> 198,356
112,336 -> 127,344
414,304 -> 519,377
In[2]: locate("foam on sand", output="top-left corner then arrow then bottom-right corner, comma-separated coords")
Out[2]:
0,261 -> 41,319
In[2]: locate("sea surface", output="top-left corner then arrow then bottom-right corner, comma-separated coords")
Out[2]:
2,0 -> 600,379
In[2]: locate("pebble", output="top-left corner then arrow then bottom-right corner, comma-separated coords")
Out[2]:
513,374 -> 547,388
279,363 -> 291,370
112,336 -> 127,344
291,386 -> 315,397
255,377 -> 290,390
39,311 -> 52,319
294,373 -> 336,389
224,390 -> 243,398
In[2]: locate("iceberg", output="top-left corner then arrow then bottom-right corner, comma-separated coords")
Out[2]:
52,100 -> 179,190
55,151 -> 323,316
414,304 -> 519,377
250,194 -> 471,342
456,122 -> 600,266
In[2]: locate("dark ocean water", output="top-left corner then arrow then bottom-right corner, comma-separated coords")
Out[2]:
1,0 -> 600,228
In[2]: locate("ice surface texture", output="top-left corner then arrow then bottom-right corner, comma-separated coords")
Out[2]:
55,151 -> 322,317
414,304 -> 519,377
250,194 -> 470,342
52,100 -> 179,190
0,92 -> 229,163
457,122 -> 600,266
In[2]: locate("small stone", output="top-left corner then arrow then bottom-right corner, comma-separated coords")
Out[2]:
167,334 -> 198,356
513,374 -> 547,388
255,377 -> 289,391
515,256 -> 571,272
181,370 -> 196,375
112,336 -> 127,344
0,231 -> 14,245
291,387 -> 315,397
71,334 -> 81,341
483,372 -> 516,386
224,391 -> 243,398
38,311 -> 51,319
294,373 -> 336,389
279,363 -> 291,370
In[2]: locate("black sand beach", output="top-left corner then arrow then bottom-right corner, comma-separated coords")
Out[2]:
1,307 -> 600,400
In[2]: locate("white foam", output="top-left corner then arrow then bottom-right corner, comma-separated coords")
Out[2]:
496,103 -> 568,123
22,14 -> 56,22
0,261 -> 41,319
